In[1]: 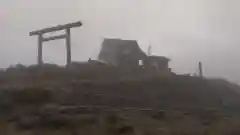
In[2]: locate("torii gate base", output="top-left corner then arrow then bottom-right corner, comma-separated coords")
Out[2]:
29,21 -> 82,67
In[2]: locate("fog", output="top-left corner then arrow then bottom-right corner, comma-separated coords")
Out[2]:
1,0 -> 240,83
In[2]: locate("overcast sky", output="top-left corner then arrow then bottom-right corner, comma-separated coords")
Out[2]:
1,0 -> 240,83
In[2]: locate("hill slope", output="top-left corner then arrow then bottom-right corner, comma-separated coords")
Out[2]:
1,64 -> 240,111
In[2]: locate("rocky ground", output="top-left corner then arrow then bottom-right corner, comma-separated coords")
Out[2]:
0,64 -> 240,134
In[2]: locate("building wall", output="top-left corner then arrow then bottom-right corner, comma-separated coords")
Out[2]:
144,58 -> 169,73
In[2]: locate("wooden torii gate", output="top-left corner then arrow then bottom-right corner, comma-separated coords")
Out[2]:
29,21 -> 82,67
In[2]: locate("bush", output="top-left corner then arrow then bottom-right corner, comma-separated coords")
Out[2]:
201,108 -> 219,125
105,113 -> 119,125
15,115 -> 41,130
75,114 -> 98,126
104,113 -> 119,134
152,110 -> 166,120
40,114 -> 72,129
13,88 -> 53,106
117,125 -> 134,134
0,90 -> 14,114
204,118 -> 240,135
103,113 -> 134,134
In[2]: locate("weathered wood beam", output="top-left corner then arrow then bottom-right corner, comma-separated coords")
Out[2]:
66,28 -> 71,67
42,34 -> 67,42
29,21 -> 82,36
38,34 -> 43,65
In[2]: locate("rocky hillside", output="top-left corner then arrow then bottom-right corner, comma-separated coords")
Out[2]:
1,64 -> 240,111
0,64 -> 240,135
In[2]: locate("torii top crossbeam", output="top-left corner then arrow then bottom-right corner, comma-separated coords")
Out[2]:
30,21 -> 82,36
29,21 -> 82,67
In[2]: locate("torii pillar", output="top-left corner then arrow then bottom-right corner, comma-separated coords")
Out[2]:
29,21 -> 82,67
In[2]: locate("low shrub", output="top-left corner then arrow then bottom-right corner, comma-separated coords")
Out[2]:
40,114 -> 72,129
15,115 -> 41,130
201,108 -> 219,125
117,125 -> 134,134
104,113 -> 119,134
75,114 -> 98,126
12,88 -> 53,106
105,113 -> 119,125
152,110 -> 166,120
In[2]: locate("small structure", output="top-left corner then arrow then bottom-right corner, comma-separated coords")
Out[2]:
98,38 -> 171,74
144,56 -> 170,72
29,21 -> 82,67
98,38 -> 147,68
198,62 -> 203,78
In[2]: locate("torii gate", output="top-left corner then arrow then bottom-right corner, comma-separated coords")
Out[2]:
29,21 -> 82,67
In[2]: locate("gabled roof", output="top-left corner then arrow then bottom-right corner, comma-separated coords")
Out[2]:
99,38 -> 145,55
98,38 -> 147,65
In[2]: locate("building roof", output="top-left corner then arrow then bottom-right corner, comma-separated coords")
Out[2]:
98,38 -> 147,65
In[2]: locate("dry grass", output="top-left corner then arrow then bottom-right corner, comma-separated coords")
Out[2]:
0,64 -> 240,135
0,109 -> 239,135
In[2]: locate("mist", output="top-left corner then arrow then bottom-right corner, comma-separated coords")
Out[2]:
1,0 -> 240,83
